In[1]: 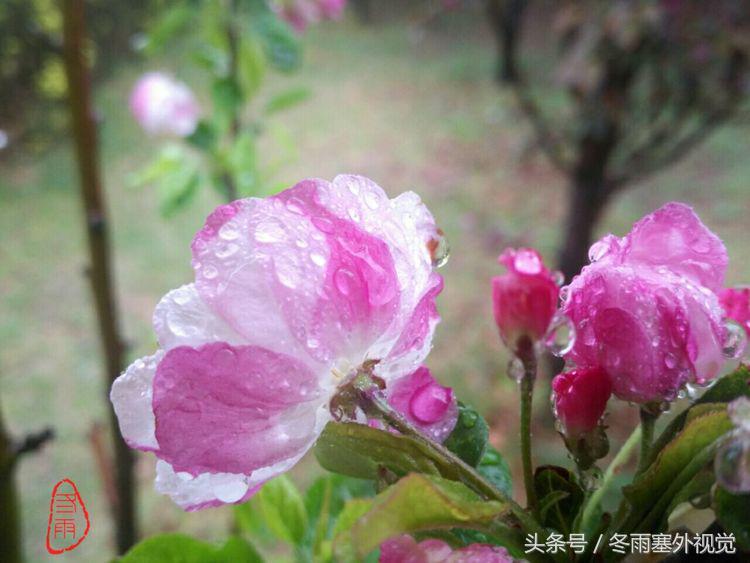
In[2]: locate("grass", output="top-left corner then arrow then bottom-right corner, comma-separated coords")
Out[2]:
1,8 -> 749,561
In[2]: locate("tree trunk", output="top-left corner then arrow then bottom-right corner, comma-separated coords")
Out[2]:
486,0 -> 526,83
0,400 -> 21,563
62,0 -> 136,553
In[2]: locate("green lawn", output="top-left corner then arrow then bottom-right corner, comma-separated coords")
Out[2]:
1,10 -> 749,561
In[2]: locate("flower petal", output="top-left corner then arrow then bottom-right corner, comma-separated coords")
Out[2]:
620,202 -> 728,292
152,342 -> 325,475
110,352 -> 164,451
153,284 -> 244,350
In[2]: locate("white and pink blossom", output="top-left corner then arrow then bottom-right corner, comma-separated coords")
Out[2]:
129,72 -> 200,137
110,175 -> 442,510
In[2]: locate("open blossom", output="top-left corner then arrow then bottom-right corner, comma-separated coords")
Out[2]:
387,366 -> 457,442
110,175 -> 443,510
552,367 -> 611,437
129,72 -> 200,137
720,287 -> 750,336
380,535 -> 516,562
563,202 -> 728,404
271,0 -> 346,33
492,248 -> 559,355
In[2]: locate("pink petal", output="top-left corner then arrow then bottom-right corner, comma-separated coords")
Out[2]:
619,202 -> 728,292
152,342 -> 324,475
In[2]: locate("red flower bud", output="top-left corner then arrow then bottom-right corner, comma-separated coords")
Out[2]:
552,367 -> 612,437
491,248 -> 559,355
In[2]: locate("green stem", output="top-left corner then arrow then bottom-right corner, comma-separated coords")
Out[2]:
358,384 -> 546,541
0,399 -> 21,563
519,357 -> 538,517
636,408 -> 657,474
577,426 -> 641,535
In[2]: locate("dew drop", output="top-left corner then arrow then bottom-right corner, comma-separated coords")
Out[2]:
364,190 -> 380,210
544,312 -> 577,357
202,265 -> 218,279
714,432 -> 750,493
552,270 -> 566,287
310,252 -> 326,267
306,337 -> 320,350
348,208 -> 361,222
254,219 -> 286,243
513,249 -> 542,274
664,353 -> 677,369
296,238 -> 309,248
219,223 -> 240,241
722,319 -> 747,360
429,231 -> 450,268
334,268 -> 356,296
588,240 -> 611,262
213,480 -> 249,503
507,357 -> 525,382
215,243 -> 238,259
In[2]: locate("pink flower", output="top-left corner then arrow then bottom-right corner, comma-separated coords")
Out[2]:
552,367 -> 611,437
563,202 -> 728,404
129,72 -> 200,137
110,175 -> 443,510
380,535 -> 515,563
387,366 -> 458,442
271,0 -> 346,32
720,287 -> 750,336
491,248 -> 559,355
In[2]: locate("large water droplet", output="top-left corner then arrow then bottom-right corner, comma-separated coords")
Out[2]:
513,249 -> 542,274
213,479 -> 249,503
202,264 -> 218,279
729,397 -> 750,432
507,357 -> 525,382
254,219 -> 286,243
715,432 -> 750,493
588,240 -> 610,262
429,231 -> 450,268
544,312 -> 577,357
219,223 -> 240,241
722,319 -> 747,359
310,252 -> 326,267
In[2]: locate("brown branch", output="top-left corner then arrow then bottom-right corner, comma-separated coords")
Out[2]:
61,0 -> 136,553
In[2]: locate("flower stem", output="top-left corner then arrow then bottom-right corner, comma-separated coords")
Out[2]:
577,425 -> 641,536
353,376 -> 547,540
636,408 -> 658,474
519,357 -> 538,517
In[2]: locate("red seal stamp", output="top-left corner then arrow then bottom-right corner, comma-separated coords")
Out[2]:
46,478 -> 90,554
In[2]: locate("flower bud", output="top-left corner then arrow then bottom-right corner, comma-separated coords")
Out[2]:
491,248 -> 559,356
388,366 -> 458,443
129,72 -> 200,138
380,535 -> 514,563
552,367 -> 611,438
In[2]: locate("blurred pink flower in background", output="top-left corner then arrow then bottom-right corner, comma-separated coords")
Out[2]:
129,72 -> 200,137
552,366 -> 611,437
271,0 -> 347,33
720,287 -> 750,336
563,202 -> 731,404
492,248 -> 559,356
387,365 -> 458,442
110,175 -> 443,510
380,535 -> 515,562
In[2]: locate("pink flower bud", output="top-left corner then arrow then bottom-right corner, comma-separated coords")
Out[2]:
491,248 -> 559,354
129,72 -> 200,138
552,367 -> 611,437
563,202 -> 728,404
387,366 -> 458,443
720,287 -> 750,336
380,535 -> 514,563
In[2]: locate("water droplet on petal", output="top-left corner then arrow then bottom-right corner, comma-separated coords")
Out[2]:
306,337 -> 320,350
723,319 -> 747,359
544,312 -> 577,357
334,268 -> 356,296
202,265 -> 218,279
715,432 -> 750,493
213,479 -> 249,503
310,252 -> 326,267
254,219 -> 286,243
513,249 -> 542,274
507,357 -> 525,382
552,270 -> 565,287
588,240 -> 611,262
429,231 -> 450,268
364,191 -> 380,210
219,223 -> 239,241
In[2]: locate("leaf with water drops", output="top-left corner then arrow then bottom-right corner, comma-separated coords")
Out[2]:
443,402 -> 489,468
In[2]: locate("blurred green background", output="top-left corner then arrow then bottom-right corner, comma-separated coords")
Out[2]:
1,1 -> 749,560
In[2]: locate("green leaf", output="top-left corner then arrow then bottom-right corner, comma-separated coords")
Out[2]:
252,14 -> 303,73
444,403 -> 489,467
332,474 -> 509,561
623,409 -> 733,531
533,466 -> 584,535
238,37 -> 266,99
157,169 -> 200,217
713,487 -> 750,550
651,365 -> 750,462
264,87 -> 311,114
315,422 -> 453,481
186,121 -> 218,152
120,533 -> 262,563
141,3 -> 194,56
212,78 -> 244,126
477,446 -> 512,498
257,475 -> 308,546
227,131 -> 259,196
